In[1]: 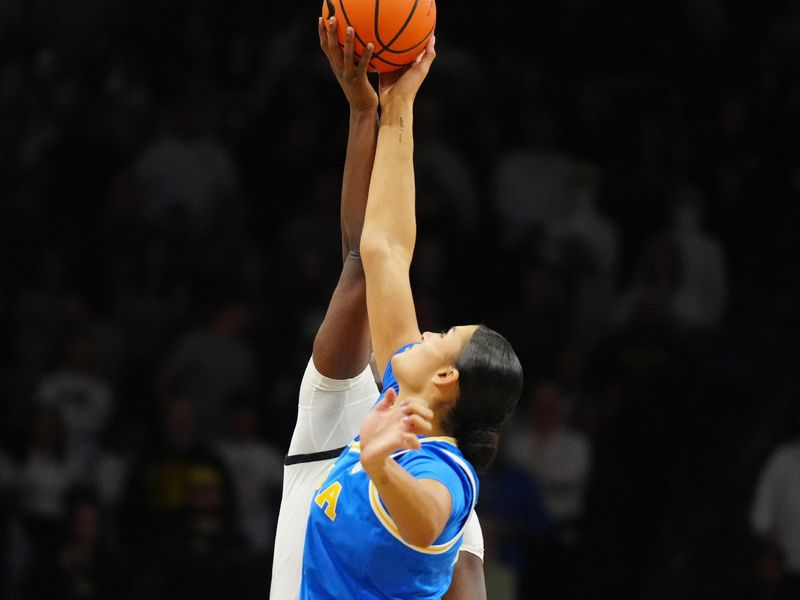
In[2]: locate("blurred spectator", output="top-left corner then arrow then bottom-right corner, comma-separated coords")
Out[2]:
157,463 -> 261,600
615,237 -> 683,329
17,406 -> 79,561
492,109 -> 576,247
120,396 -> 235,556
667,184 -> 728,330
159,302 -> 257,440
550,163 -> 619,277
497,264 -> 570,383
505,383 -> 591,599
617,185 -> 728,333
507,382 -> 591,529
549,163 -> 619,348
134,90 -> 238,233
36,335 -> 114,477
93,418 -> 146,538
25,489 -> 123,600
751,436 -> 800,600
481,439 -> 552,600
215,396 -> 283,553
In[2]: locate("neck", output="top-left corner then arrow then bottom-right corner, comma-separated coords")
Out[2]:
395,389 -> 448,438
427,417 -> 448,438
427,400 -> 452,439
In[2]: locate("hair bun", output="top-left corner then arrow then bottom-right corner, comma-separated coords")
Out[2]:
455,425 -> 500,473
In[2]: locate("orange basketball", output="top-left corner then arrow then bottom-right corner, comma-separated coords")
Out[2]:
321,0 -> 436,73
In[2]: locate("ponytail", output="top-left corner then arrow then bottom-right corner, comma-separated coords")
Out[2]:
445,326 -> 523,473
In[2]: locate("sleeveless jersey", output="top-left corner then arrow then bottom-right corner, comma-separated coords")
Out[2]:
300,345 -> 479,599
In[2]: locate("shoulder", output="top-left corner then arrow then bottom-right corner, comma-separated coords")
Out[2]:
399,440 -> 478,497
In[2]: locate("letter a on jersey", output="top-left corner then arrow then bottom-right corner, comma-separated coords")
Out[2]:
315,481 -> 343,521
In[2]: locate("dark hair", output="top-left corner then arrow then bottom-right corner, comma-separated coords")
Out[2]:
445,325 -> 523,473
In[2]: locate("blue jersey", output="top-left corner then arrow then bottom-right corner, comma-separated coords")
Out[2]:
300,345 -> 479,599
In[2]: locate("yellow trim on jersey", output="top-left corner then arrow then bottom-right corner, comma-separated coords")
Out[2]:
351,437 -> 457,455
420,436 -> 458,446
366,443 -> 476,555
368,481 -> 463,555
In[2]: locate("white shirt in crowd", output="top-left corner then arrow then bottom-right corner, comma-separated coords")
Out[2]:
217,439 -> 284,551
37,370 -> 113,476
18,451 -> 78,520
507,427 -> 591,523
751,441 -> 800,573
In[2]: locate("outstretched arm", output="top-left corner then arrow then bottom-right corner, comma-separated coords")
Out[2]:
360,37 -> 437,377
312,17 -> 378,379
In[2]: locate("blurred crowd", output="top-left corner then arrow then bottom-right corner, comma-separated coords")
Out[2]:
1,1 -> 799,599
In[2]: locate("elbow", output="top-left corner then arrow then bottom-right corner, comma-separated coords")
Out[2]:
359,237 -> 412,268
359,235 -> 389,263
398,519 -> 443,548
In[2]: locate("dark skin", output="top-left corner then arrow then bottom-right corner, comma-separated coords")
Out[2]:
312,16 -> 377,380
313,17 -> 486,600
445,552 -> 487,600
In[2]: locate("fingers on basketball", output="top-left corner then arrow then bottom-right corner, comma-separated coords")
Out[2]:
322,0 -> 436,73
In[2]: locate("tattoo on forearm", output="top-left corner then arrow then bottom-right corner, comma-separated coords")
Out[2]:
399,116 -> 405,143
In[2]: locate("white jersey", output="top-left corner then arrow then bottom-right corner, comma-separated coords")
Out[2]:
270,357 -> 484,600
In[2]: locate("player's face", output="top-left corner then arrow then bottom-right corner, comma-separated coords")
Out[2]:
392,325 -> 479,394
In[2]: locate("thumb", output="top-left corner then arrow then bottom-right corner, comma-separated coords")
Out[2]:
415,35 -> 436,69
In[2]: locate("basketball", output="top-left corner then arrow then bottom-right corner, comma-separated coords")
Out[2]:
321,0 -> 436,73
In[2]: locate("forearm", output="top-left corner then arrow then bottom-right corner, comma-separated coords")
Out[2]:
363,456 -> 449,547
341,108 -> 379,259
361,100 -> 416,262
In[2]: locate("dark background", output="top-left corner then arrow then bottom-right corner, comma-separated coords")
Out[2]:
1,1 -> 799,599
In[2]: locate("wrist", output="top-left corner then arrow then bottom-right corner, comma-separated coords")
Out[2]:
350,105 -> 378,120
380,99 -> 414,120
361,453 -> 391,479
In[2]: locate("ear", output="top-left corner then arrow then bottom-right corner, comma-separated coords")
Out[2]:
431,367 -> 460,392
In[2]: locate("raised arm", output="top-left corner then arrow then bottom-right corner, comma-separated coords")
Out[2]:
359,37 -> 437,376
312,17 -> 378,379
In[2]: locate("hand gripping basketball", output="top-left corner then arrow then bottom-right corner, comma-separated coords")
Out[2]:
319,16 -> 378,112
321,0 -> 436,73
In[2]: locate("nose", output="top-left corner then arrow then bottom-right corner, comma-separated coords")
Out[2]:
421,331 -> 432,341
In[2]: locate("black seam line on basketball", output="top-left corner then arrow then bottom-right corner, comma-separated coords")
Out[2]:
325,0 -> 335,19
373,0 -> 420,57
375,24 -> 434,55
339,42 -> 410,68
285,446 -> 347,466
371,52 -> 416,67
337,41 -> 408,68
337,0 -> 374,54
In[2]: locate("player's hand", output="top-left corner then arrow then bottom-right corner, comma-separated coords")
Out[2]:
319,17 -> 378,113
359,388 -> 433,472
378,35 -> 436,109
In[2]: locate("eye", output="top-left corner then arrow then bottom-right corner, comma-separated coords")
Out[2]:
439,330 -> 446,339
